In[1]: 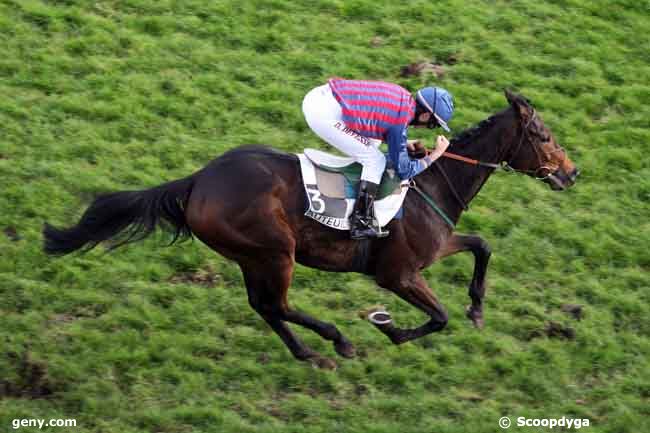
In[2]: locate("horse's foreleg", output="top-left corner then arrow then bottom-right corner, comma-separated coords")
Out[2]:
373,273 -> 448,345
438,234 -> 491,328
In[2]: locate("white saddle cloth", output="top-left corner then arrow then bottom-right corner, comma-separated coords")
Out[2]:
297,149 -> 409,231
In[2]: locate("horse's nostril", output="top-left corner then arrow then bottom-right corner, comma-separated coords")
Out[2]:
569,168 -> 580,182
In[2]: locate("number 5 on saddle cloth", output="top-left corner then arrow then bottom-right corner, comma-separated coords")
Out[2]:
297,148 -> 409,231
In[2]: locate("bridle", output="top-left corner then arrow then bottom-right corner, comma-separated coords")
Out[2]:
413,109 -> 568,214
498,110 -> 568,180
442,110 -> 566,178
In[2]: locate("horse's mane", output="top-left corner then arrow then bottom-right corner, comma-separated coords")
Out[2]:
449,108 -> 510,148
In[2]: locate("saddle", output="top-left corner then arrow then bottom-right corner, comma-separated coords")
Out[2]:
297,149 -> 409,231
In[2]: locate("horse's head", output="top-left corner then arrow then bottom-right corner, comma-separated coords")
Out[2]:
504,90 -> 579,190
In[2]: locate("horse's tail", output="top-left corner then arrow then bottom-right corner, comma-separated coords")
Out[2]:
43,175 -> 195,256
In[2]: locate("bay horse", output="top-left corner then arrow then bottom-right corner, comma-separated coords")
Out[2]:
43,90 -> 579,368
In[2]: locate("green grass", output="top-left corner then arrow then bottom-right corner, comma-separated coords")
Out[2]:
1,0 -> 649,432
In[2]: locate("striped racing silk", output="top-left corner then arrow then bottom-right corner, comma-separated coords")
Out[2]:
328,78 -> 416,140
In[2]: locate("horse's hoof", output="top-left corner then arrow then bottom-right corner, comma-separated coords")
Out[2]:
368,310 -> 392,325
466,305 -> 484,329
308,355 -> 338,370
334,339 -> 356,359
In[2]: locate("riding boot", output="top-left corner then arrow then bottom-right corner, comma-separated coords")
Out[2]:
350,181 -> 389,240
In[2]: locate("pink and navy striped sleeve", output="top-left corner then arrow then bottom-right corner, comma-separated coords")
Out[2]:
328,78 -> 424,179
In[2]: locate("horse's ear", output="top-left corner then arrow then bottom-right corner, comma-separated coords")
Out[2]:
504,89 -> 534,123
504,89 -> 519,105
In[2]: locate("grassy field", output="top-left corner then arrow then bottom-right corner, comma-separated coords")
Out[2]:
1,0 -> 649,432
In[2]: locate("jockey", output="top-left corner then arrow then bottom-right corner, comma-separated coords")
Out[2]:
302,78 -> 454,240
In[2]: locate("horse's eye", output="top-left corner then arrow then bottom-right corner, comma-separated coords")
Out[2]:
536,130 -> 550,142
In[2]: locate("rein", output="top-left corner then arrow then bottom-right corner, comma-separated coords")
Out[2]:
410,109 -> 565,228
441,110 -> 548,175
441,151 -> 500,169
436,109 -> 568,195
408,149 -> 498,229
421,150 -> 500,215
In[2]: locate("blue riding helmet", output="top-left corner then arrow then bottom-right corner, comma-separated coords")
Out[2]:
415,87 -> 454,132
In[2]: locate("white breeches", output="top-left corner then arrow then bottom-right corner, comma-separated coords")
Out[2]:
302,84 -> 385,184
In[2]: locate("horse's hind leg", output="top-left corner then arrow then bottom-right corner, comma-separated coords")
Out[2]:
437,234 -> 491,328
240,255 -> 343,369
282,310 -> 356,358
187,175 -> 353,364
